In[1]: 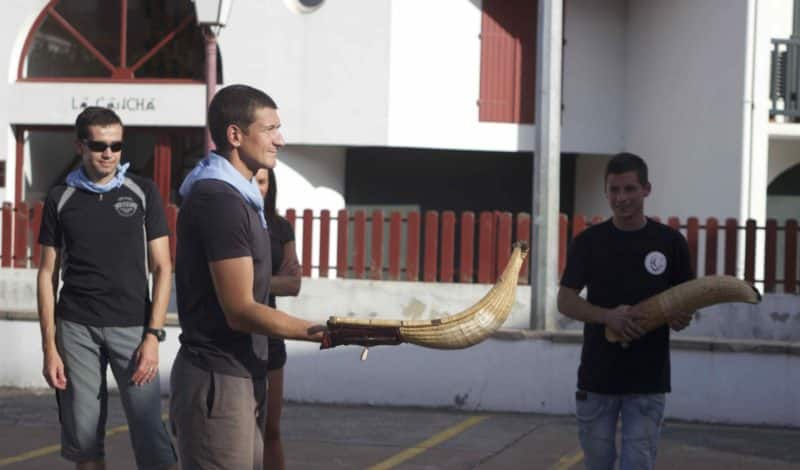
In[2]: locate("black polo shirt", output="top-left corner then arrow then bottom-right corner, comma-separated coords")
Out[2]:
560,218 -> 693,394
38,175 -> 169,327
175,179 -> 272,378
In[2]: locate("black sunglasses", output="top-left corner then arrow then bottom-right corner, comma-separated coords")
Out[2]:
83,140 -> 123,152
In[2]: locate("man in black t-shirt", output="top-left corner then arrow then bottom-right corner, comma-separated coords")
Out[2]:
170,85 -> 328,470
37,107 -> 176,469
558,153 -> 693,470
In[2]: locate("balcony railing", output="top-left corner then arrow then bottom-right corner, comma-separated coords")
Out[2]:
770,38 -> 800,118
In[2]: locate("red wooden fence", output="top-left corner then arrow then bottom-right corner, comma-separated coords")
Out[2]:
2,202 -> 800,292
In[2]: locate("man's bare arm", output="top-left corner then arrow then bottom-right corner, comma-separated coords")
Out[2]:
147,236 -> 171,330
209,256 -> 324,341
37,246 -> 66,389
130,235 -> 171,386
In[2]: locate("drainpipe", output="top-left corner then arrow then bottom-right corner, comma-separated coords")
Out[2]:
203,27 -> 217,155
531,0 -> 563,330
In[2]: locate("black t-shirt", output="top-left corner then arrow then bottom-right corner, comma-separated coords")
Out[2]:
175,179 -> 272,378
266,215 -> 295,309
560,218 -> 693,394
38,175 -> 169,327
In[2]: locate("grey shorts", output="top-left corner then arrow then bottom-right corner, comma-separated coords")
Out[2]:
169,349 -> 267,470
56,318 -> 176,468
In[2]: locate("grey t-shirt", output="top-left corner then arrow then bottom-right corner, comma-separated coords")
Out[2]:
175,179 -> 271,378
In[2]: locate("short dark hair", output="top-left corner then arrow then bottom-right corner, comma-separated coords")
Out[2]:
605,152 -> 648,186
75,106 -> 123,140
208,84 -> 278,152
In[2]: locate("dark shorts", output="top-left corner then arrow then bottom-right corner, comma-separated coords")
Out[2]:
266,337 -> 287,371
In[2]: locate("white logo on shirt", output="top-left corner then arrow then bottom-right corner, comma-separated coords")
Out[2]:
114,196 -> 138,217
644,251 -> 667,275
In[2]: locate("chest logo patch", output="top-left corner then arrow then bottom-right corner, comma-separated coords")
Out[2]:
644,251 -> 667,275
114,196 -> 138,217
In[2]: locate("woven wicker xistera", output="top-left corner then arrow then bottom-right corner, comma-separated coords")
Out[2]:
325,241 -> 529,350
605,275 -> 762,343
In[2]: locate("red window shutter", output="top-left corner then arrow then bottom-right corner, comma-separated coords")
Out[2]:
479,0 -> 538,124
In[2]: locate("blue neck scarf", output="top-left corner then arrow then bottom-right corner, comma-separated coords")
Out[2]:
179,152 -> 267,229
65,163 -> 130,194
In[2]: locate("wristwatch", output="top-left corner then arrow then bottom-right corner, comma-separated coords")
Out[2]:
145,328 -> 166,342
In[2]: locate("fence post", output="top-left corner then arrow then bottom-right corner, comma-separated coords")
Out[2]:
785,219 -> 798,294
302,209 -> 313,277
2,203 -> 13,268
764,219 -> 777,293
724,218 -> 738,276
370,210 -> 384,280
478,211 -> 495,283
336,209 -> 348,278
319,210 -> 330,278
285,208 -> 296,230
744,219 -> 756,283
459,212 -> 475,283
440,211 -> 455,283
423,211 -> 439,282
406,211 -> 420,281
353,210 -> 366,279
13,202 -> 28,268
388,212 -> 402,281
705,217 -> 718,276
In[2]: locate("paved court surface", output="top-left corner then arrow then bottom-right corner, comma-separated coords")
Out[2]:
1,387 -> 798,469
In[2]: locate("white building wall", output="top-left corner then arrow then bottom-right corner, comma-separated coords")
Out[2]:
561,0 -> 626,155
623,0 -> 750,220
221,0 -> 392,147
1,317 -> 797,427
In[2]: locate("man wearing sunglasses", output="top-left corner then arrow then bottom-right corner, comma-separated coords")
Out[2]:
37,106 -> 177,469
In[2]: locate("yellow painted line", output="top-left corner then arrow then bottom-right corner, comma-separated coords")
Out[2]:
550,449 -> 584,470
0,414 -> 166,467
367,415 -> 489,470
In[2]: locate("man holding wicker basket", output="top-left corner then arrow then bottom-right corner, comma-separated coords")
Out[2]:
557,153 -> 694,470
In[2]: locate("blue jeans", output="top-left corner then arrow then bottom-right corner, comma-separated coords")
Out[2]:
575,391 -> 666,470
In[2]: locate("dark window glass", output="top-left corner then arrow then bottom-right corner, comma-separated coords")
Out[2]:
52,0 -> 121,67
27,16 -> 109,78
23,0 -> 210,80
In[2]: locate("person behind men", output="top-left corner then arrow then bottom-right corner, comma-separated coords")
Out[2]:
557,153 -> 694,470
37,106 -> 176,470
170,84 -> 327,469
254,167 -> 301,470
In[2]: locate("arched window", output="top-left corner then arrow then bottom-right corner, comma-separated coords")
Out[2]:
19,0 -> 221,81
